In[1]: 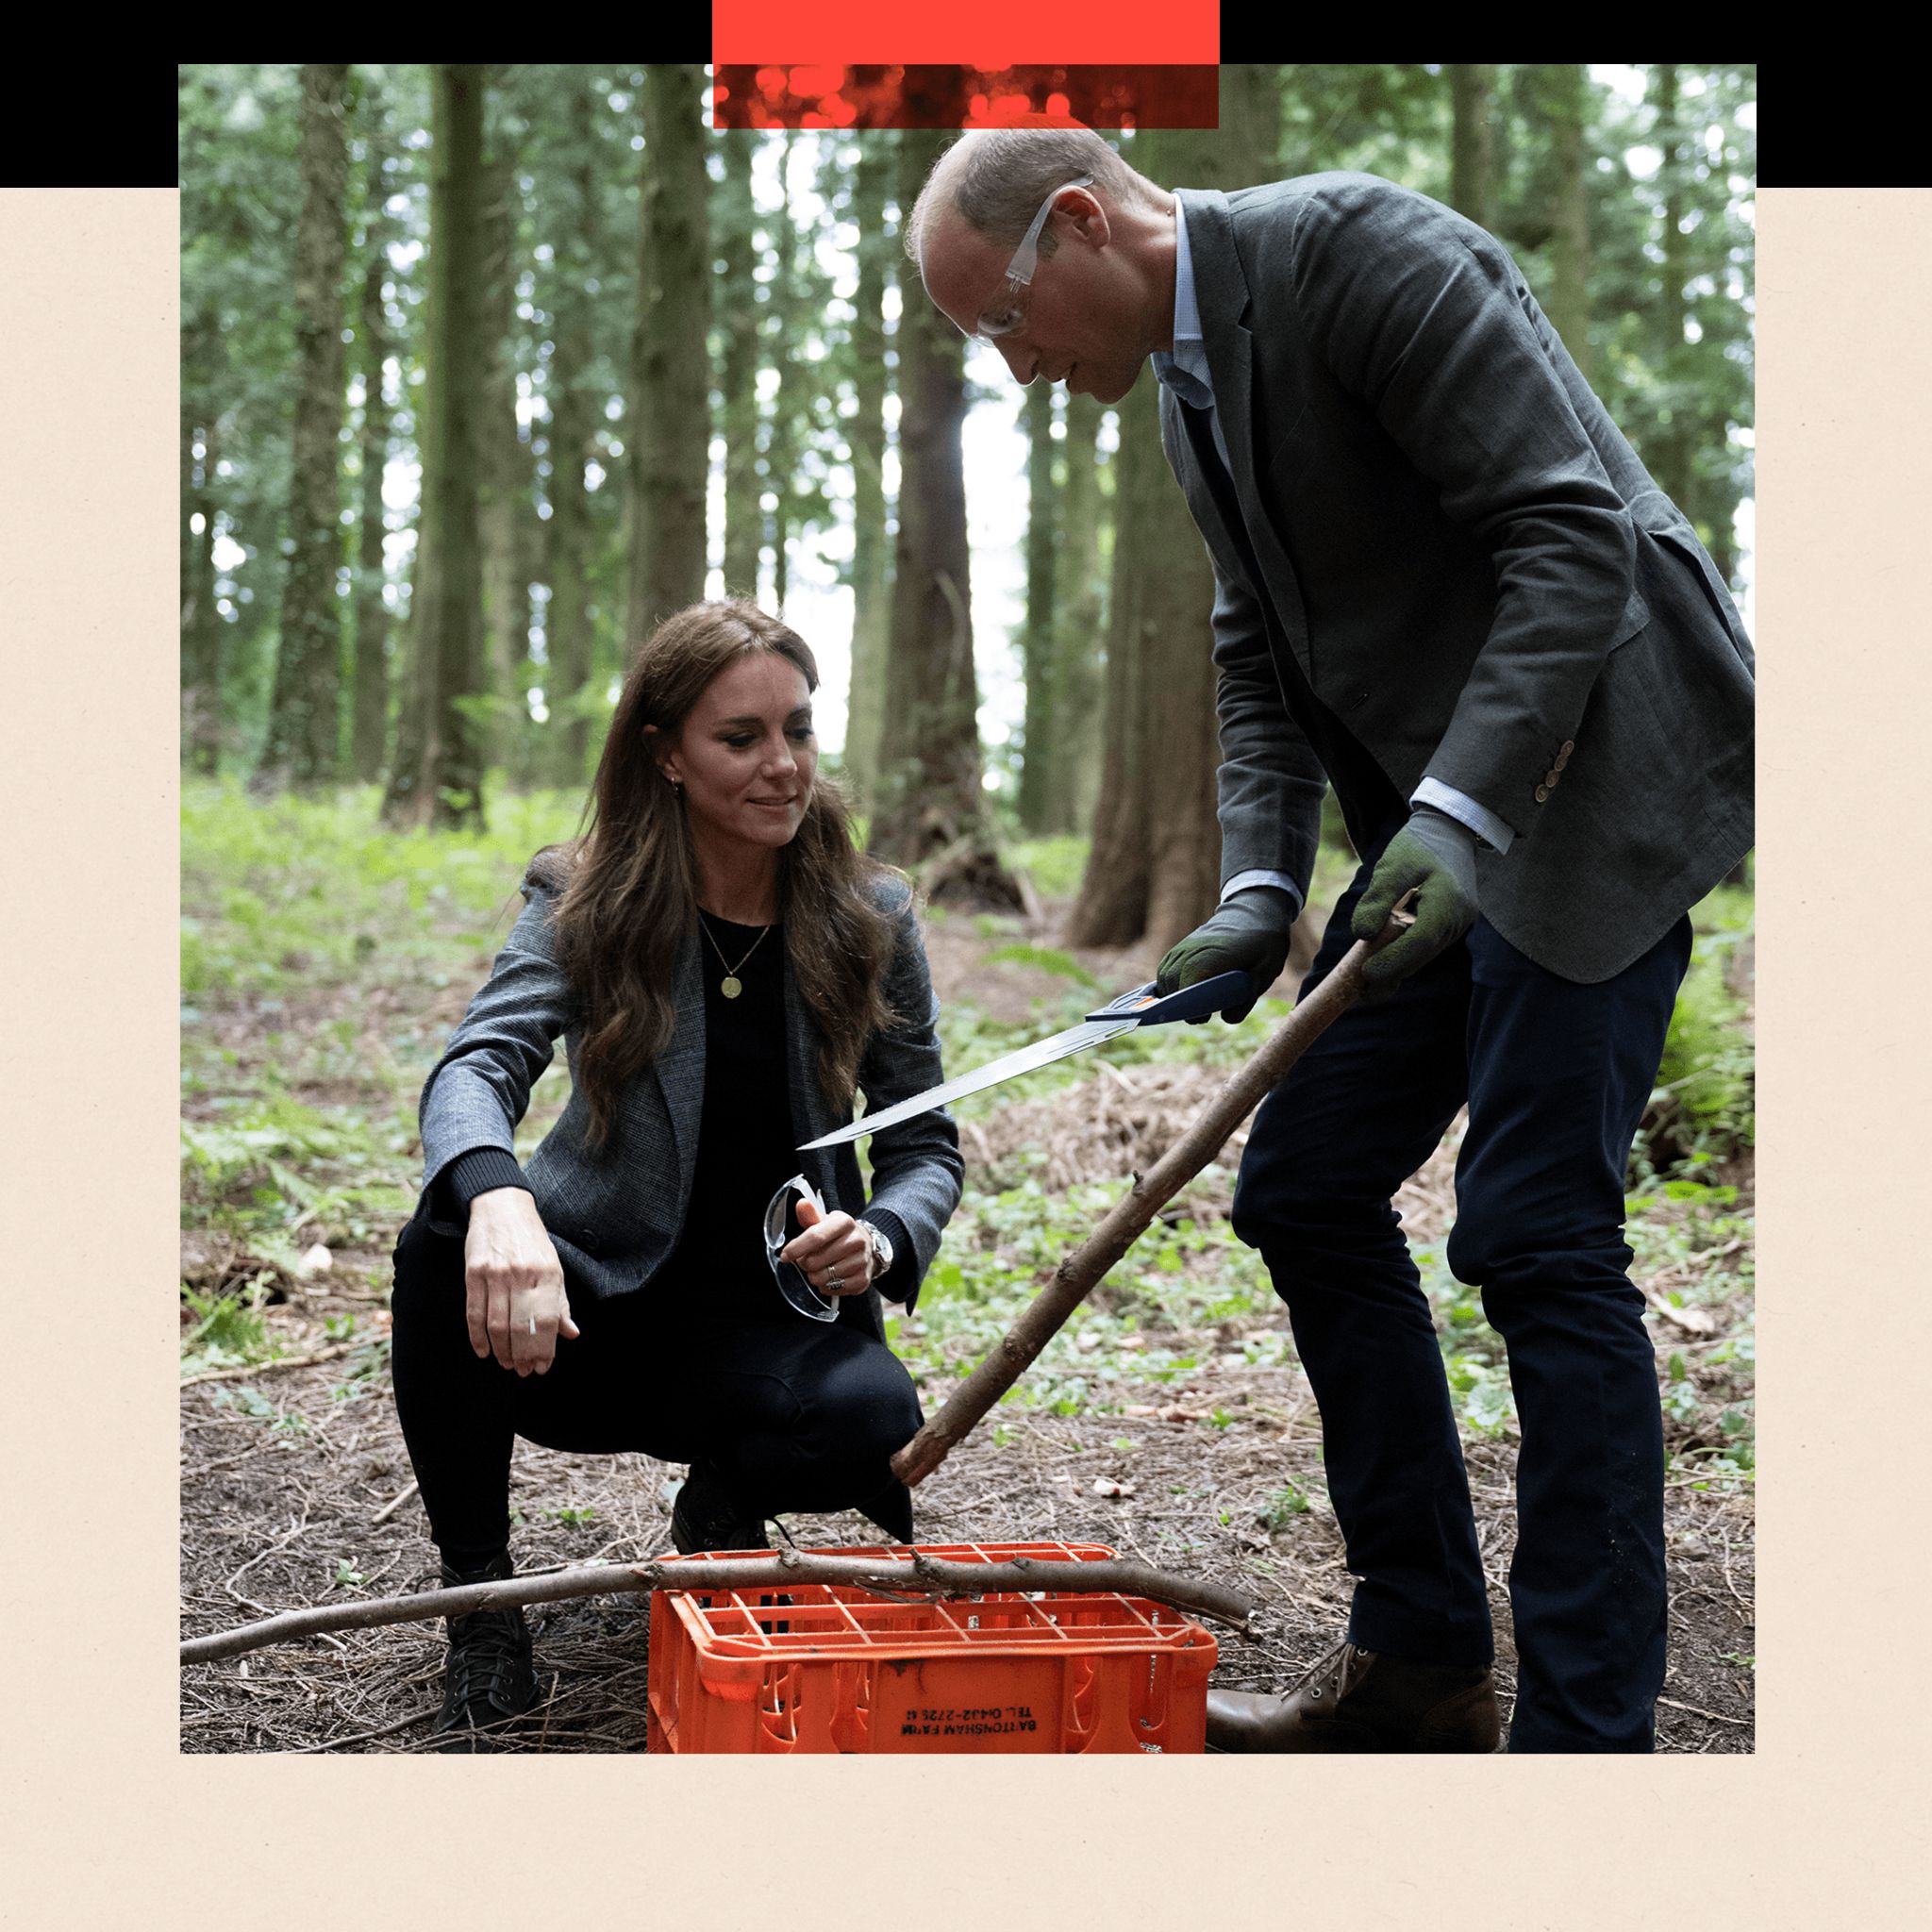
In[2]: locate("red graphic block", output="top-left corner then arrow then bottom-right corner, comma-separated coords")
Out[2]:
710,3 -> 1218,63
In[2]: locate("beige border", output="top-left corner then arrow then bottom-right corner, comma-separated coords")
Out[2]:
2,164 -> 1919,1925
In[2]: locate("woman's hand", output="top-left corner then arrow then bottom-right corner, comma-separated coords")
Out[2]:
777,1197 -> 873,1298
463,1187 -> 581,1375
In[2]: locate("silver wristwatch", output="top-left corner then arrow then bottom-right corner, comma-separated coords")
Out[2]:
861,1220 -> 895,1279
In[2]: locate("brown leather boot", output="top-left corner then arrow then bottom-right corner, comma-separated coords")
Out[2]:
1206,1640 -> 1503,1753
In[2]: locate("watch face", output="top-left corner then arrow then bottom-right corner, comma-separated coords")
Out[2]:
762,1173 -> 840,1324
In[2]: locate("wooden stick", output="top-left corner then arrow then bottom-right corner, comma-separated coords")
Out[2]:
891,910 -> 1411,1489
179,1551 -> 1256,1666
181,1340 -> 364,1388
371,1478 -> 420,1526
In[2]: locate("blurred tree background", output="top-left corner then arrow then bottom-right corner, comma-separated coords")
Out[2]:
179,61 -> 1756,943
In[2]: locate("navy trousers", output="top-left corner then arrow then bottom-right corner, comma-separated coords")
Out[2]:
1231,842 -> 1692,1752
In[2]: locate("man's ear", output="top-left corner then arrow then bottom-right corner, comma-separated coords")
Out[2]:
1061,186 -> 1110,250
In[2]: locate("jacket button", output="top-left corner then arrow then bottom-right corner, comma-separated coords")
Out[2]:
1554,749 -> 1571,771
1534,785 -> 1550,803
1561,740 -> 1575,756
1543,768 -> 1561,786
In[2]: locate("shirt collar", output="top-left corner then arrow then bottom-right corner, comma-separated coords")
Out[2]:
1153,192 -> 1213,405
1171,192 -> 1204,344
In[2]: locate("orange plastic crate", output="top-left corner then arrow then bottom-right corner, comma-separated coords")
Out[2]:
645,1540 -> 1216,1754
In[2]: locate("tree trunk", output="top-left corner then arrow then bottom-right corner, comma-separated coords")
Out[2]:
843,131 -> 894,804
1015,379 -> 1060,833
381,63 -> 489,830
1649,63 -> 1693,514
544,72 -> 597,789
1064,388 -> 1154,945
716,129 -> 762,597
870,125 -> 1021,908
1540,63 -> 1591,378
348,74 -> 393,783
477,141 -> 529,777
1046,390 -> 1106,835
629,62 -> 711,643
180,389 -> 224,774
767,178 -> 799,616
260,62 -> 350,787
1219,62 -> 1283,186
1448,64 -> 1498,234
1065,119 -> 1237,949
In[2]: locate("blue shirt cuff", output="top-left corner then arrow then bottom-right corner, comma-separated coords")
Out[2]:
1411,778 -> 1514,855
1220,869 -> 1302,917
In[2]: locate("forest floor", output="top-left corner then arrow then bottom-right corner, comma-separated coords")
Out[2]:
178,788 -> 1756,1754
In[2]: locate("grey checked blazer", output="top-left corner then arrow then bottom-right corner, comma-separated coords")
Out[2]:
1164,175 -> 1755,982
411,865 -> 963,1341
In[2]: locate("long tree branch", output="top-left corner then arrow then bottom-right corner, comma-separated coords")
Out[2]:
891,911 -> 1410,1488
180,1551 -> 1256,1666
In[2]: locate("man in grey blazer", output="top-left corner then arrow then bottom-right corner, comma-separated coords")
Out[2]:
911,127 -> 1753,1752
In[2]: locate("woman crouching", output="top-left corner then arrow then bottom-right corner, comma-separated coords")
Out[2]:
389,600 -> 962,1750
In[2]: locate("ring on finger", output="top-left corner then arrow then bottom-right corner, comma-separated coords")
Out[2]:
826,1269 -> 842,1292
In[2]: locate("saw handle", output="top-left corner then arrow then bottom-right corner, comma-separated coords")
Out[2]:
1084,969 -> 1257,1026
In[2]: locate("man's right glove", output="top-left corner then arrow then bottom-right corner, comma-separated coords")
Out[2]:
1351,805 -> 1481,998
1155,885 -> 1300,1024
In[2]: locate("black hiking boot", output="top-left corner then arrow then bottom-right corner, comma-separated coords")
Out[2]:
430,1549 -> 537,1753
670,1461 -> 769,1555
671,1464 -> 791,1633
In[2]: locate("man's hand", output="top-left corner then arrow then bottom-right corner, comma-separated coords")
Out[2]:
463,1187 -> 580,1376
1352,807 -> 1480,996
777,1196 -> 874,1297
1156,886 -> 1299,1023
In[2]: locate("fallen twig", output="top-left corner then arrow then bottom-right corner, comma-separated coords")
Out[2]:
291,1708 -> 432,1754
180,1550 -> 1255,1667
1657,1693 -> 1753,1728
371,1478 -> 419,1525
183,1341 -> 363,1388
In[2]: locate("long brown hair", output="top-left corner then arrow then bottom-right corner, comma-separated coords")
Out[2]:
535,601 -> 904,1148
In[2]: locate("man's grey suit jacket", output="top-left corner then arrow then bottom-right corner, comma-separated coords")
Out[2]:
1162,174 -> 1755,982
410,866 -> 963,1343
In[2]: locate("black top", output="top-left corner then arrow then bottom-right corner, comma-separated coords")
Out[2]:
439,915 -> 910,1316
655,913 -> 797,1323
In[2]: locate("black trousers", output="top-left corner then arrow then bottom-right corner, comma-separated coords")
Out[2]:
389,1214 -> 922,1570
1231,841 -> 1692,1753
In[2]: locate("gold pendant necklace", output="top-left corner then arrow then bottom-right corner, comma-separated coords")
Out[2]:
698,912 -> 772,998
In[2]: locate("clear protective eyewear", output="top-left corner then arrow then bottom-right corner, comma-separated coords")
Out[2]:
763,1172 -> 840,1323
973,174 -> 1095,341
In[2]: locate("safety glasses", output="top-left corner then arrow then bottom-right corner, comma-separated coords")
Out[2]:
763,1173 -> 840,1323
973,174 -> 1094,341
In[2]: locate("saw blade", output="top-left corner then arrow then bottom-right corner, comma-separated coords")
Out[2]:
796,1013 -> 1142,1151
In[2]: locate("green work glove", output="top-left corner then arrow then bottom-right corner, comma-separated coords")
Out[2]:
1352,806 -> 1480,997
1155,885 -> 1300,1024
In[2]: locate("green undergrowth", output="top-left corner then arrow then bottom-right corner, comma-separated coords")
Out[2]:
1003,836 -> 1091,900
182,790 -> 1752,1479
180,1084 -> 419,1289
181,776 -> 583,1010
892,1169 -> 1753,1477
888,1174 -> 1283,1419
1640,880 -> 1755,1174
181,779 -> 583,1327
